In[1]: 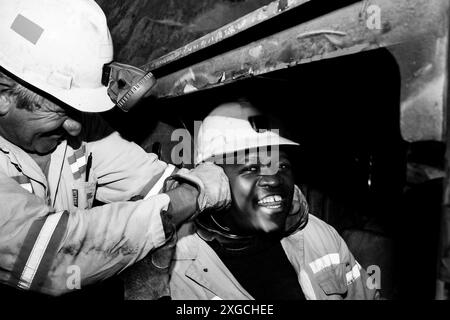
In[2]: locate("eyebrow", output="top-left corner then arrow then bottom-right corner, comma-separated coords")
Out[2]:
234,150 -> 257,165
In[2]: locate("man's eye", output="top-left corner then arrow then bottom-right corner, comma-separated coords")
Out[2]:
242,165 -> 259,173
279,162 -> 291,170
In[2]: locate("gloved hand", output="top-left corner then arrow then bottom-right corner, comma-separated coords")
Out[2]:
164,162 -> 231,217
284,185 -> 309,235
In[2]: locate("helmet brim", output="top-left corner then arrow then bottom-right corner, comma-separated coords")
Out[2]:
1,64 -> 114,113
43,83 -> 115,113
196,138 -> 300,165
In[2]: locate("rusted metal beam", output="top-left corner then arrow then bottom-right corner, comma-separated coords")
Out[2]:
144,0 -> 447,142
143,0 -> 311,71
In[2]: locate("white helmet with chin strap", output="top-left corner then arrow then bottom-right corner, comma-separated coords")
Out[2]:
0,0 -> 115,112
195,100 -> 308,238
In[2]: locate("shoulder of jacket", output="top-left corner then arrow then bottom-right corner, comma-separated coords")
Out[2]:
300,214 -> 342,248
305,214 -> 338,234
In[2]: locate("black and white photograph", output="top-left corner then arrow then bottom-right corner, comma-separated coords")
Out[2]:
0,0 -> 449,313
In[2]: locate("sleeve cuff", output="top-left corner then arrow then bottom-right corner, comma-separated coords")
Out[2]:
147,193 -> 172,248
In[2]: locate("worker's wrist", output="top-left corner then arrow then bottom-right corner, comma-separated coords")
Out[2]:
165,183 -> 200,227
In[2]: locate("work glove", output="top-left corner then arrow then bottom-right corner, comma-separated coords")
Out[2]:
164,162 -> 231,218
284,185 -> 309,235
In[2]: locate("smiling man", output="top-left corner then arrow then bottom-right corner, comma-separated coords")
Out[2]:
169,100 -> 378,300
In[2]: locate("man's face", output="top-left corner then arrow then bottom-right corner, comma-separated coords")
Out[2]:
220,149 -> 295,234
0,89 -> 82,155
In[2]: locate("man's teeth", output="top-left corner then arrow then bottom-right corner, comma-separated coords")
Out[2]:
258,195 -> 283,205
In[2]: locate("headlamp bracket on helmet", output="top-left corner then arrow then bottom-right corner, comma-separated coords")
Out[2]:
102,62 -> 156,112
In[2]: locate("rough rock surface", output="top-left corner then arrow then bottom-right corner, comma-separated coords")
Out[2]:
95,0 -> 273,66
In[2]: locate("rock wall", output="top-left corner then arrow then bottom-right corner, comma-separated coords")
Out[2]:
95,0 -> 273,66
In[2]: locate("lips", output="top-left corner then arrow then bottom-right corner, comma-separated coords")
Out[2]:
257,194 -> 285,209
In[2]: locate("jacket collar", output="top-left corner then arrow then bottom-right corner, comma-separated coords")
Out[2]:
0,135 -> 68,200
174,224 -> 253,299
173,220 -> 308,300
0,135 -> 47,186
174,193 -> 310,262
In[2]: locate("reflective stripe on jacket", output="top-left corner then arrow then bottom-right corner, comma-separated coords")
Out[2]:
170,215 -> 377,300
0,116 -> 173,296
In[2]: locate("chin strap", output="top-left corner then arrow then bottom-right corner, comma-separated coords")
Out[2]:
195,213 -> 255,251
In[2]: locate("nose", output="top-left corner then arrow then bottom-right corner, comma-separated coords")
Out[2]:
62,118 -> 82,136
257,173 -> 281,188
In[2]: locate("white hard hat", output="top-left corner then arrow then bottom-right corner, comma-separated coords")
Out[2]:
195,101 -> 299,164
0,0 -> 114,112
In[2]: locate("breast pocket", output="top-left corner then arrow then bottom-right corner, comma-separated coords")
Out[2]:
315,263 -> 348,298
72,180 -> 97,209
